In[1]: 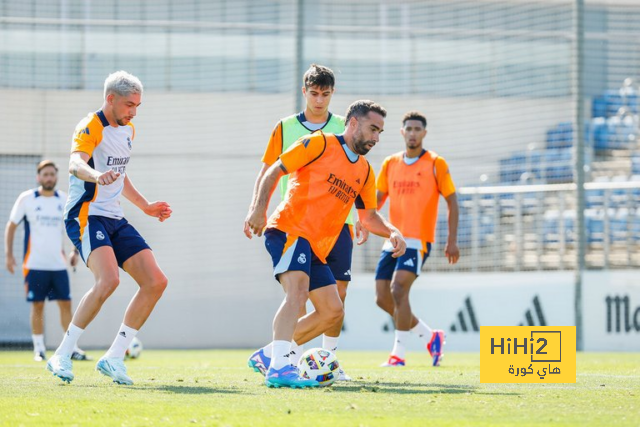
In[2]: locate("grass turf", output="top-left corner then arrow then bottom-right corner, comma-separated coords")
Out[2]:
0,350 -> 638,426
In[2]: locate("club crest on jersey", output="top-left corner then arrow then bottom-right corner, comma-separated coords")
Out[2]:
298,253 -> 307,264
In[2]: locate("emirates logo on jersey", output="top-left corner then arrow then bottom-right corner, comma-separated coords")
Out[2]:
326,173 -> 358,204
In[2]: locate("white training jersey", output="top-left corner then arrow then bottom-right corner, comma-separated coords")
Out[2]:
9,189 -> 67,272
64,110 -> 134,224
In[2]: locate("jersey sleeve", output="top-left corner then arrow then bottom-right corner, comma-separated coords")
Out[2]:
355,164 -> 377,210
435,156 -> 456,198
261,121 -> 283,166
71,117 -> 100,156
376,157 -> 391,194
278,135 -> 326,174
9,192 -> 28,224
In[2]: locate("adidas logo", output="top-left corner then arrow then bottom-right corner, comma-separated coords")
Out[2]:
519,295 -> 546,326
450,296 -> 480,333
403,258 -> 415,267
119,331 -> 127,338
344,270 -> 351,276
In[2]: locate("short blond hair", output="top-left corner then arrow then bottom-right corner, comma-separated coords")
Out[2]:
104,70 -> 143,99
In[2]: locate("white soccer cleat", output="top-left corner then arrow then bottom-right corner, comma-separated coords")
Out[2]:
336,368 -> 352,381
96,357 -> 133,385
46,354 -> 74,383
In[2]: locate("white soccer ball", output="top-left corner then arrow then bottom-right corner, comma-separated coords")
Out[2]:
297,348 -> 340,387
125,337 -> 143,359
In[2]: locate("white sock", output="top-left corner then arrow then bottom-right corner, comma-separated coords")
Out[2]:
262,342 -> 273,358
73,344 -> 82,353
411,319 -> 433,344
32,334 -> 45,353
270,340 -> 291,370
289,340 -> 304,365
104,324 -> 138,359
55,323 -> 84,357
391,330 -> 410,360
322,335 -> 340,354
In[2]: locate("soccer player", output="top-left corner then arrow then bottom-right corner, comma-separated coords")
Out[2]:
245,64 -> 367,381
245,100 -> 406,388
375,111 -> 459,367
4,160 -> 89,362
46,71 -> 172,385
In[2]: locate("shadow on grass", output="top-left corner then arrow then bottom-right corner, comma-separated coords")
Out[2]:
132,384 -> 246,395
331,382 -> 520,396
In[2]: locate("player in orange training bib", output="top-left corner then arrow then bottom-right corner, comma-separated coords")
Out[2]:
245,100 -> 407,388
375,111 -> 459,368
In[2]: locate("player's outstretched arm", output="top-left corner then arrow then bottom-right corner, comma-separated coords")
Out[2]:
444,193 -> 460,264
244,161 -> 285,238
4,221 -> 18,274
248,163 -> 270,210
69,152 -> 120,185
357,208 -> 406,258
122,175 -> 172,222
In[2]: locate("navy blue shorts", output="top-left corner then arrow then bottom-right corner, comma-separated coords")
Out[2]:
24,270 -> 70,302
326,224 -> 354,282
264,228 -> 336,292
66,216 -> 151,269
374,244 -> 432,281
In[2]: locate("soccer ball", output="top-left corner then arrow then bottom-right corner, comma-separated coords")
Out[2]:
125,337 -> 143,359
297,348 -> 340,387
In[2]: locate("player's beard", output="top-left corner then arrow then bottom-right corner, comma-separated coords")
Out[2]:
41,181 -> 56,191
353,128 -> 375,155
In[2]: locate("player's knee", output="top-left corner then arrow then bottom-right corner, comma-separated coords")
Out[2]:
32,302 -> 45,313
322,300 -> 344,325
337,286 -> 348,302
375,293 -> 391,311
390,282 -> 408,304
150,273 -> 168,296
287,286 -> 309,307
95,276 -> 120,301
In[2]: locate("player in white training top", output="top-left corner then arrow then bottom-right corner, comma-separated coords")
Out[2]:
46,71 -> 172,385
4,160 -> 89,362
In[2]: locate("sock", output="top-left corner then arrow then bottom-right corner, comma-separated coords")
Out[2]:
411,319 -> 434,344
73,344 -> 82,353
55,323 -> 84,357
270,340 -> 291,370
322,335 -> 340,354
391,330 -> 410,360
32,334 -> 45,353
289,340 -> 303,365
262,342 -> 273,358
104,324 -> 138,359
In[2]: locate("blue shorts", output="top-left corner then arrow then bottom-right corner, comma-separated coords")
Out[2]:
374,244 -> 432,281
264,228 -> 336,292
326,224 -> 354,282
66,216 -> 151,269
24,270 -> 70,302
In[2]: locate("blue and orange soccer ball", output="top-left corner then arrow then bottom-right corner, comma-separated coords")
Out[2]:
297,348 -> 340,387
125,337 -> 143,359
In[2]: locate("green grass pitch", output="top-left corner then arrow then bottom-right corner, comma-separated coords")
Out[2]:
1,350 -> 638,426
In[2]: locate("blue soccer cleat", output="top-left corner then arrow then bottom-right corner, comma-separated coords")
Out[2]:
427,330 -> 445,366
264,365 -> 319,389
46,354 -> 74,383
247,348 -> 271,376
96,357 -> 133,385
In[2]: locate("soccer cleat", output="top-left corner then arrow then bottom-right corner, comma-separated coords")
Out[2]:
336,368 -> 352,381
380,355 -> 406,367
34,351 -> 46,362
247,348 -> 271,376
264,365 -> 319,389
46,354 -> 74,383
71,349 -> 93,361
427,330 -> 445,367
96,357 -> 133,385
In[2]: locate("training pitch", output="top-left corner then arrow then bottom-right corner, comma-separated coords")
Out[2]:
1,350 -> 638,426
